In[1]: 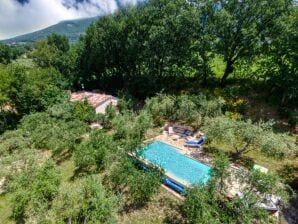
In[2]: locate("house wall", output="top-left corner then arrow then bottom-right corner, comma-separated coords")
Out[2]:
95,99 -> 118,114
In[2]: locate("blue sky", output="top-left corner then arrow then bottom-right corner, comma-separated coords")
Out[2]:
0,0 -> 141,40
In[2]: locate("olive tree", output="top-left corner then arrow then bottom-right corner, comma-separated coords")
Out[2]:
204,116 -> 297,159
183,186 -> 219,224
210,152 -> 231,194
74,131 -> 114,172
113,110 -> 152,152
48,176 -> 119,224
109,159 -> 161,207
10,160 -> 60,223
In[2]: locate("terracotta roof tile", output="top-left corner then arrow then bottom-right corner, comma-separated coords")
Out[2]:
70,91 -> 117,108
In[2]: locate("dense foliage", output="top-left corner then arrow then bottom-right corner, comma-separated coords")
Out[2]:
0,0 -> 297,223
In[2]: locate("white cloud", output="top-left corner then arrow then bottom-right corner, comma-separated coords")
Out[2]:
0,0 -> 139,40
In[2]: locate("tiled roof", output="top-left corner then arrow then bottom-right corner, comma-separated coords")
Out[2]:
70,91 -> 117,108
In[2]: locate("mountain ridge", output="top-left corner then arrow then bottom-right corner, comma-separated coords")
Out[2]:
1,17 -> 98,44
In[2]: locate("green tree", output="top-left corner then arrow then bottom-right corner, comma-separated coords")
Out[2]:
129,170 -> 161,206
0,65 -> 13,106
226,192 -> 269,224
48,176 -> 119,224
213,0 -> 291,85
47,33 -> 70,53
204,116 -> 297,159
20,111 -> 88,156
74,131 -> 114,172
109,159 -> 161,207
183,186 -> 219,224
210,152 -> 231,194
189,0 -> 216,83
265,7 -> 298,108
10,160 -> 60,223
78,0 -> 198,97
31,40 -> 60,68
0,43 -> 12,64
8,65 -> 67,115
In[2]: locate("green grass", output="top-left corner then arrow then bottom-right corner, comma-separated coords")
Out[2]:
119,187 -> 183,224
0,193 -> 13,224
207,142 -> 298,173
58,159 -> 76,182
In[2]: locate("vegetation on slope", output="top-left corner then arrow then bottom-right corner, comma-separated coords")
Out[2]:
0,0 -> 297,223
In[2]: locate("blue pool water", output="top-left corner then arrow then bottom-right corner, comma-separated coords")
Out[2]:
138,141 -> 212,185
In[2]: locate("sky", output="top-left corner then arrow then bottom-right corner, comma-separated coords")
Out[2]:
0,0 -> 141,40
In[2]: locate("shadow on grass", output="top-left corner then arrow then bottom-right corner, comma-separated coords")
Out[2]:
163,203 -> 186,224
203,145 -> 255,168
53,150 -> 72,165
70,166 -> 100,181
278,164 -> 298,191
282,195 -> 298,224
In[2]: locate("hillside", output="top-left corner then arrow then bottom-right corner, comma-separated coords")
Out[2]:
1,17 -> 98,44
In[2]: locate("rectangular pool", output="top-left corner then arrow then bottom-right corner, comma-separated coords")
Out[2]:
138,141 -> 212,186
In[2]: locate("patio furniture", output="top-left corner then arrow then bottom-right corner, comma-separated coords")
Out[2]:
185,138 -> 205,147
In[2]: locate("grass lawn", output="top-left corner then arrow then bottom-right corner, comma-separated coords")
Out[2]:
206,142 -> 298,176
119,187 -> 183,224
0,193 -> 13,224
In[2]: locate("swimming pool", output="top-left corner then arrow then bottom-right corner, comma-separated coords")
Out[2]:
138,141 -> 212,186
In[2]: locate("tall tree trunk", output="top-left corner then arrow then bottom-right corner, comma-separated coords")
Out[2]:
201,53 -> 209,86
221,59 -> 234,87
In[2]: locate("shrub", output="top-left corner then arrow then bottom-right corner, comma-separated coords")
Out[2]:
288,110 -> 298,128
73,100 -> 96,122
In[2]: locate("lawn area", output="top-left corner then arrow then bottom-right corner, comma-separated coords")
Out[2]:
0,193 -> 13,224
207,142 -> 298,175
119,187 -> 183,224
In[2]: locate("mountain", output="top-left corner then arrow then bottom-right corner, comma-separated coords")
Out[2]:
2,17 -> 98,44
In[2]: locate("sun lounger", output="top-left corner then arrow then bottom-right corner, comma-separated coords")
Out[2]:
185,138 -> 205,147
168,126 -> 174,135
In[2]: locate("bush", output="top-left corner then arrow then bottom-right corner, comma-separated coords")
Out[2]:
288,110 -> 298,128
73,100 -> 96,122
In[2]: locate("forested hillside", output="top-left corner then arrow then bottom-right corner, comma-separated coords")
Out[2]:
0,0 -> 297,223
1,17 -> 98,44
